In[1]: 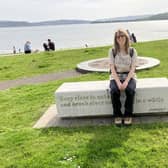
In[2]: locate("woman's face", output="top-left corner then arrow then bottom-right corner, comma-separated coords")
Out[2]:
116,32 -> 126,47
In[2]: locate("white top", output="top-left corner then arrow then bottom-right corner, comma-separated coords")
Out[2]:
109,48 -> 137,72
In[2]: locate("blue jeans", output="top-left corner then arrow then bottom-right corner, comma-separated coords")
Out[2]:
109,78 -> 136,117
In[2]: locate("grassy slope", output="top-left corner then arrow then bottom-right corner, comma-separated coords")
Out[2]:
0,47 -> 109,81
0,39 -> 167,81
134,40 -> 168,78
0,40 -> 168,168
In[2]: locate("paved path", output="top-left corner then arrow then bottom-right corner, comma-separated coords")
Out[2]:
1,70 -> 168,126
0,70 -> 82,90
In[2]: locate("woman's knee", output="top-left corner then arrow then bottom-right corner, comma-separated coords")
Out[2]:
110,88 -> 120,95
125,88 -> 135,96
127,79 -> 136,91
110,80 -> 119,90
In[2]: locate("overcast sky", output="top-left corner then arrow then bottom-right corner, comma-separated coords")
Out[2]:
0,0 -> 168,21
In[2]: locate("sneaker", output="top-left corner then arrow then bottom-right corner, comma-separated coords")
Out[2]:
114,117 -> 122,125
124,117 -> 132,125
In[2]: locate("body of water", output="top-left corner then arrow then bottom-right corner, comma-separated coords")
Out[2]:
0,20 -> 168,54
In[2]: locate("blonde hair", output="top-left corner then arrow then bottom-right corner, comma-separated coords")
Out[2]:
113,29 -> 130,54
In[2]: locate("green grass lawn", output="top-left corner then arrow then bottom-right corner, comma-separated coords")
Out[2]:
0,39 -> 168,81
0,40 -> 168,168
0,47 -> 109,81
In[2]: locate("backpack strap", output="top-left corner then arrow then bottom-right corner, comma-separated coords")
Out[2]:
129,47 -> 134,58
129,47 -> 134,68
112,48 -> 116,58
109,48 -> 116,74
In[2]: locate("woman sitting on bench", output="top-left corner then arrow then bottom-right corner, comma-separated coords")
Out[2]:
109,29 -> 137,126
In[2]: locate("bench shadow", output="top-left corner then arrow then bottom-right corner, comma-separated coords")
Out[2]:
79,125 -> 131,168
39,124 -> 133,167
39,122 -> 168,167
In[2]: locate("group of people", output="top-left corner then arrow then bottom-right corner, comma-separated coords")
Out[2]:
13,42 -> 31,54
43,39 -> 55,51
12,39 -> 56,54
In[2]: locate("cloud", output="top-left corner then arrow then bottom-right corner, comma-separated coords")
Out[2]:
0,0 -> 167,21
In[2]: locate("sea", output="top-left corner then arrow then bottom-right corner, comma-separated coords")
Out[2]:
0,20 -> 168,55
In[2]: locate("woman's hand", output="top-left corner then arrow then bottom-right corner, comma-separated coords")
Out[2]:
117,81 -> 123,90
121,80 -> 128,90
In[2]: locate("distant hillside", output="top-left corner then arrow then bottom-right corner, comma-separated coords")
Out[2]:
0,12 -> 167,27
0,21 -> 30,27
92,15 -> 152,23
92,12 -> 168,23
31,20 -> 90,26
0,20 -> 90,28
146,12 -> 168,20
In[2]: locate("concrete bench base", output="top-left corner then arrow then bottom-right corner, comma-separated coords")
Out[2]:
55,78 -> 168,118
33,104 -> 168,128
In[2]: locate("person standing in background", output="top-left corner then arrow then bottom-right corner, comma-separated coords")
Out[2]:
13,46 -> 16,54
48,39 -> 55,51
131,33 -> 137,43
126,29 -> 133,42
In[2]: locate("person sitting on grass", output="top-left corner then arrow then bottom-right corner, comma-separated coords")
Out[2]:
24,41 -> 32,54
43,42 -> 49,51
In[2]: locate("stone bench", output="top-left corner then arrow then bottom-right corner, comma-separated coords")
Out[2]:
55,78 -> 168,118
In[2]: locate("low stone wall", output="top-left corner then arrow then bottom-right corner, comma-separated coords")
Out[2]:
55,78 -> 168,117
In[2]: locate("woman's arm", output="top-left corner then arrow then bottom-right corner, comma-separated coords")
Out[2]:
125,65 -> 136,83
122,48 -> 137,89
110,64 -> 122,90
